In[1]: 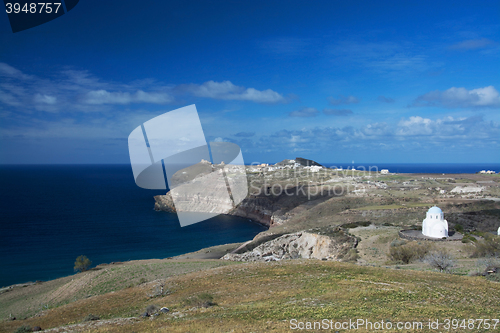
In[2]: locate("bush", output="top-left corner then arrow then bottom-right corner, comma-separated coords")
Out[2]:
83,314 -> 100,322
182,292 -> 216,308
14,326 -> 32,333
461,234 -> 477,244
74,255 -> 92,272
473,257 -> 500,281
343,249 -> 359,262
470,234 -> 500,258
454,224 -> 464,233
389,241 -> 432,264
343,221 -> 371,229
424,250 -> 455,273
390,239 -> 407,247
145,304 -> 159,316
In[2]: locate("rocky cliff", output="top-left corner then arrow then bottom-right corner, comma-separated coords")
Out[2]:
154,184 -> 335,227
222,227 -> 357,262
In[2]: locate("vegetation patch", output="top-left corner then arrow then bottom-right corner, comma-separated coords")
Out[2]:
342,221 -> 372,228
389,240 -> 434,264
182,292 -> 217,308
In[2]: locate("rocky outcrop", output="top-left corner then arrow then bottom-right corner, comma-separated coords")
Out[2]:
154,193 -> 176,213
295,157 -> 324,167
222,228 -> 356,262
154,185 -> 334,227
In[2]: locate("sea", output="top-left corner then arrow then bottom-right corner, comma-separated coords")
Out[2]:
1,163 -> 499,287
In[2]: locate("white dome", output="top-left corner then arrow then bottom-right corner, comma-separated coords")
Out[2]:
428,206 -> 442,214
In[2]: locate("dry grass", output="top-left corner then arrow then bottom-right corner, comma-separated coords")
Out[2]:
1,260 -> 499,333
0,259 -> 237,321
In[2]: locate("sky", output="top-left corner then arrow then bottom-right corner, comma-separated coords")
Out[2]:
0,0 -> 499,164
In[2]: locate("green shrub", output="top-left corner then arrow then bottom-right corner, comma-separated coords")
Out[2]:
74,255 -> 92,273
182,292 -> 216,308
343,249 -> 359,262
454,224 -> 464,233
390,239 -> 407,247
470,235 -> 500,258
14,326 -> 32,333
389,242 -> 433,264
343,221 -> 371,228
461,234 -> 477,244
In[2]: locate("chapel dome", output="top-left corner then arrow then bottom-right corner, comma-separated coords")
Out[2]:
428,206 -> 442,214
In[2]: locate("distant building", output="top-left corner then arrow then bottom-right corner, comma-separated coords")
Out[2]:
422,206 -> 449,238
304,165 -> 322,172
380,169 -> 389,174
498,226 -> 500,236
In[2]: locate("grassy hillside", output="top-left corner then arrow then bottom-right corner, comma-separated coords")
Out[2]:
1,260 -> 499,332
0,259 -> 237,322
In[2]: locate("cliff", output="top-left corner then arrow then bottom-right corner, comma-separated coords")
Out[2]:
222,227 -> 357,262
154,184 -> 335,227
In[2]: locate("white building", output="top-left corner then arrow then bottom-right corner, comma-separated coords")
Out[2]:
422,206 -> 449,238
498,226 -> 500,236
381,169 -> 389,174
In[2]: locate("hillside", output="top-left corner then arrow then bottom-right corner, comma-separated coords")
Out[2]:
1,260 -> 499,332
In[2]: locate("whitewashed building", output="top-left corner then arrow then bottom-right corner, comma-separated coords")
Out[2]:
422,206 -> 449,238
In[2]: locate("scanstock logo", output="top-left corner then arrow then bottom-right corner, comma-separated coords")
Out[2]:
128,105 -> 248,227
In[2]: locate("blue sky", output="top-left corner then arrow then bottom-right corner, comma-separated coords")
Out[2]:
0,0 -> 499,164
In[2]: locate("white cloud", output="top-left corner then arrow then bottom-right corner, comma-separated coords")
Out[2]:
84,90 -> 172,105
34,94 -> 57,105
449,38 -> 497,50
328,41 -> 434,74
0,63 -> 32,80
289,107 -> 318,117
258,37 -> 313,56
328,95 -> 359,105
323,108 -> 353,116
0,63 -> 286,114
186,80 -> 285,103
413,86 -> 500,108
377,96 -> 394,103
396,116 -> 434,135
249,115 -> 499,154
0,89 -> 21,106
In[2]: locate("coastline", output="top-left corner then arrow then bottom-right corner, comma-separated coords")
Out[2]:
3,169 -> 499,288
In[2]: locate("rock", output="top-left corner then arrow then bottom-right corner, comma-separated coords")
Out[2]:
32,326 -> 42,331
222,229 -> 356,262
295,157 -> 324,167
141,312 -> 149,318
160,307 -> 169,313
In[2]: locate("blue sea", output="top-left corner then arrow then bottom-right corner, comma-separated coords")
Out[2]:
1,163 -> 499,287
0,165 -> 267,287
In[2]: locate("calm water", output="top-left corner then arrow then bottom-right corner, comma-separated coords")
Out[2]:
0,165 -> 266,287
321,163 -> 500,174
1,163 -> 498,287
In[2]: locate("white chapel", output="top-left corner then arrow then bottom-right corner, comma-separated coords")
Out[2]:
422,206 -> 449,238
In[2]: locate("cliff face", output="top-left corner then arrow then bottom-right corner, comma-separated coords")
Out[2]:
222,229 -> 356,262
154,185 -> 334,228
